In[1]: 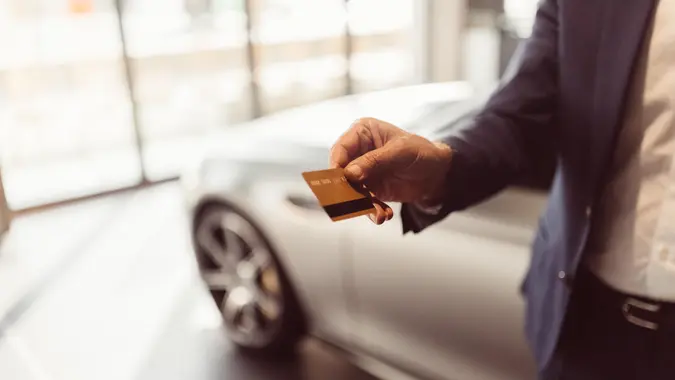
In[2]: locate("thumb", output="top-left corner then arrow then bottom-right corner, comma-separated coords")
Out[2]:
344,139 -> 408,183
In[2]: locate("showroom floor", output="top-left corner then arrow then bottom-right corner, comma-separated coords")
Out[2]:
0,182 -> 378,380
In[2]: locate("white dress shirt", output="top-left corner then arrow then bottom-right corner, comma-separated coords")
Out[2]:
585,0 -> 675,301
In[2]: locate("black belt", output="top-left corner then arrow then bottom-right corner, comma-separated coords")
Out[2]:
574,268 -> 675,333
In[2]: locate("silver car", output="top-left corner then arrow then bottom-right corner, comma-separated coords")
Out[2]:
181,82 -> 550,380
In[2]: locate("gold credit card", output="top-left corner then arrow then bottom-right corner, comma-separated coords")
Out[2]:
301,168 -> 376,222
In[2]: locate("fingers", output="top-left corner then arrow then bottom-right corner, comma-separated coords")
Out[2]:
330,118 -> 399,226
329,118 -> 385,169
367,195 -> 394,225
330,121 -> 368,169
344,137 -> 410,183
329,142 -> 351,169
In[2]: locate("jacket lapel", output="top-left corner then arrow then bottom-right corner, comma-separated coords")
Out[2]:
590,0 -> 657,191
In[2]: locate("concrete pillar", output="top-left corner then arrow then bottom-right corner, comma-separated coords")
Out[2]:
414,0 -> 467,84
462,9 -> 502,92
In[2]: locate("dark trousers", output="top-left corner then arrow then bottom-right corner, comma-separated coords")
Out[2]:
541,268 -> 675,380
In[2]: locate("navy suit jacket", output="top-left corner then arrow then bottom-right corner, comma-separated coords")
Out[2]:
401,0 -> 658,373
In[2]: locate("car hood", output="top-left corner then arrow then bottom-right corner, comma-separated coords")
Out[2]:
198,81 -> 475,164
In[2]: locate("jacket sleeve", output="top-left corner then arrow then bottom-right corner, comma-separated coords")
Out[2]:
401,0 -> 559,234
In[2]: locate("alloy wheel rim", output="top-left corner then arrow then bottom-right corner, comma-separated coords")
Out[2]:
196,208 -> 283,347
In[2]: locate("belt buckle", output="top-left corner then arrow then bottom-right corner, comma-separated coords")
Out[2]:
622,297 -> 660,330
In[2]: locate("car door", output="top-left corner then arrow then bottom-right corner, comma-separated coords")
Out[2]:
245,159 -> 359,348
344,184 -> 548,380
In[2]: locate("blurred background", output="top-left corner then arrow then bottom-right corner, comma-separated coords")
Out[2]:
0,0 -> 537,211
0,1 -> 541,380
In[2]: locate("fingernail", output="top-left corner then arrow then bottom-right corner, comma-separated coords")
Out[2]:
368,213 -> 376,224
345,165 -> 363,181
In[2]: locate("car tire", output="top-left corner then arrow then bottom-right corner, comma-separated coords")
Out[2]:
192,202 -> 306,357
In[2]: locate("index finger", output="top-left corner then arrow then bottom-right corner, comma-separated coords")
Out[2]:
329,120 -> 373,169
329,125 -> 360,169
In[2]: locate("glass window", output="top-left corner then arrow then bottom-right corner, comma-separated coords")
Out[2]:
0,0 -> 434,209
120,0 -> 252,180
0,0 -> 143,209
251,0 -> 349,115
347,0 -> 417,93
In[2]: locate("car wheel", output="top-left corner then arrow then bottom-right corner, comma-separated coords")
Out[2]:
193,202 -> 305,356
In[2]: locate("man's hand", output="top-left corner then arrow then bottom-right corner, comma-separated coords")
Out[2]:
330,117 -> 453,224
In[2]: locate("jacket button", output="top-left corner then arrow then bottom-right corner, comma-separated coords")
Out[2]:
558,270 -> 574,288
585,207 -> 592,218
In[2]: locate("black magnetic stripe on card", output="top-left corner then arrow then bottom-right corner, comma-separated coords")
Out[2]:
323,198 -> 374,218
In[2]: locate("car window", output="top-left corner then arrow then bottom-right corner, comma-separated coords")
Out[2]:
412,100 -> 483,140
435,110 -> 479,136
402,101 -> 470,133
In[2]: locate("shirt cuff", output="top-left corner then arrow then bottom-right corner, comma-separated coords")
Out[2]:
411,200 -> 444,215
